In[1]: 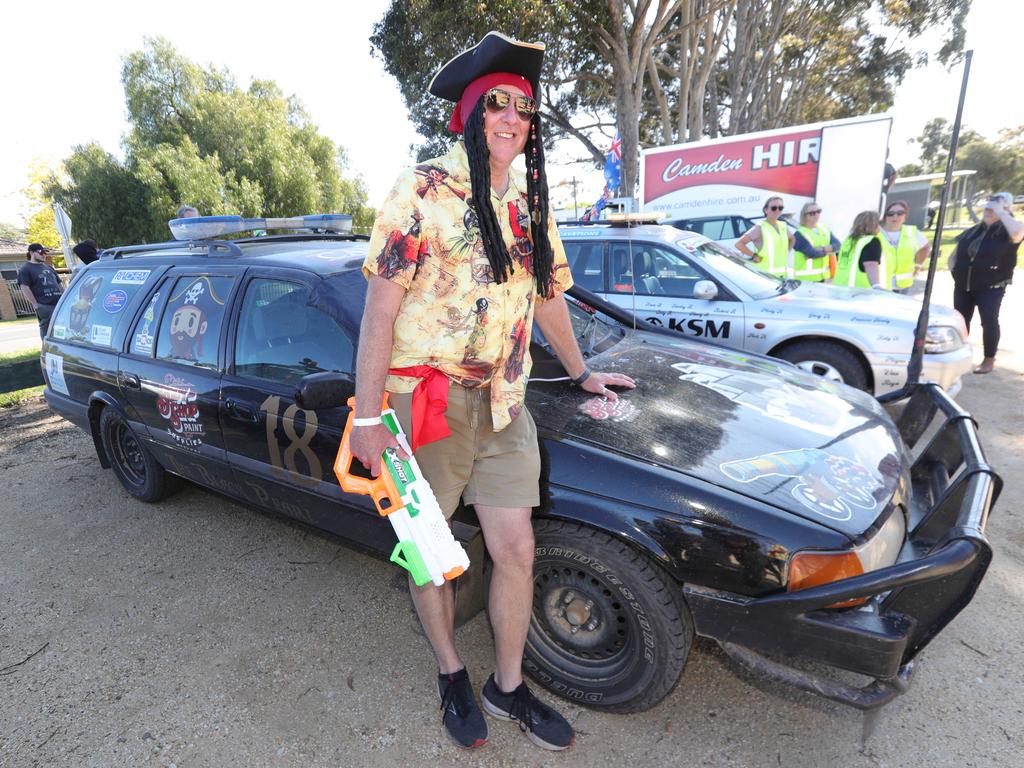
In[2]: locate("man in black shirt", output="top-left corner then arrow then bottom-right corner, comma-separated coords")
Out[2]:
17,243 -> 64,339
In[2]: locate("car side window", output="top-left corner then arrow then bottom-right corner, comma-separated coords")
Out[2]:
50,267 -> 154,348
563,241 -> 606,292
700,218 -> 730,240
129,283 -> 170,357
234,278 -> 354,386
644,244 -> 705,299
155,275 -> 235,369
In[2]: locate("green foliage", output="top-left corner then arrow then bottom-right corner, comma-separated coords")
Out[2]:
49,37 -> 371,245
0,222 -> 25,241
906,118 -> 1024,194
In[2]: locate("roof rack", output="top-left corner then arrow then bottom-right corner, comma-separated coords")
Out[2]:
99,239 -> 244,260
168,214 -> 352,241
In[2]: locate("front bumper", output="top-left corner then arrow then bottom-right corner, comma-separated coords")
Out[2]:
869,343 -> 973,397
685,383 -> 1000,708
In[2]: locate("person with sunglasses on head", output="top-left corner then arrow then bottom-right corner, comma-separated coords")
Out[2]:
949,192 -> 1024,374
879,200 -> 929,293
349,31 -> 634,752
735,196 -> 795,278
834,210 -> 887,290
792,202 -> 840,282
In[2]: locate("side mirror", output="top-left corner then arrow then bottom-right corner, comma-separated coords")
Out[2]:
693,280 -> 718,300
294,371 -> 355,410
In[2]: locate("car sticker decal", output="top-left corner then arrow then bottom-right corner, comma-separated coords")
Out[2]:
111,269 -> 151,285
90,325 -> 113,346
133,292 -> 160,353
102,289 -> 129,313
577,396 -> 638,422
53,325 -> 67,340
45,353 -> 69,396
155,373 -> 204,449
719,448 -> 880,521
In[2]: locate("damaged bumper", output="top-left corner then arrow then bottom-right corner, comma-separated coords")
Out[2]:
684,383 -> 1001,709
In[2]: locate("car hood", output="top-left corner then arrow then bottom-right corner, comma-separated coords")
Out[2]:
527,333 -> 904,537
778,282 -> 964,329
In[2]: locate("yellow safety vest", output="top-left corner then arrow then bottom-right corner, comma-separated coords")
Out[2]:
794,225 -> 833,282
879,225 -> 920,289
755,221 -> 790,278
835,235 -> 888,289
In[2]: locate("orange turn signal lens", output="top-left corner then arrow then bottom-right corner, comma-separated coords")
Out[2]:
788,551 -> 866,608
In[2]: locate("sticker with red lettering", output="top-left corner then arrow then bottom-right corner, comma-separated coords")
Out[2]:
155,373 -> 205,448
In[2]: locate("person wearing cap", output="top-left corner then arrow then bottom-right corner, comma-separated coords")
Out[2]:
350,31 -> 634,751
18,244 -> 65,339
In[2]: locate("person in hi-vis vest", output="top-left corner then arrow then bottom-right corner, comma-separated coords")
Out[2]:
792,202 -> 840,282
879,199 -> 930,293
735,196 -> 795,278
834,210 -> 888,290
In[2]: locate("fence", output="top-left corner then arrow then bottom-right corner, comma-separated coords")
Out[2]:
5,280 -> 35,316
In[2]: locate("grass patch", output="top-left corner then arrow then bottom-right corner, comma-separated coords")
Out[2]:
0,348 -> 40,365
0,385 -> 44,408
0,316 -> 37,325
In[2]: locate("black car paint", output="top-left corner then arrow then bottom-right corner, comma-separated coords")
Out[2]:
41,238 -> 998,712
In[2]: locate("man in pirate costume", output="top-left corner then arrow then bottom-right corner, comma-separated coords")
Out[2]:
351,32 -> 635,750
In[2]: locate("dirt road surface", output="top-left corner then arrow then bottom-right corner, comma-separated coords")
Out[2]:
2,272 -> 1021,767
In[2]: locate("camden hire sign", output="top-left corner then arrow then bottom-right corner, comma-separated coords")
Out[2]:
643,128 -> 821,212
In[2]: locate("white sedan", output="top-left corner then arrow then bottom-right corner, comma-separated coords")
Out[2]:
559,223 -> 972,395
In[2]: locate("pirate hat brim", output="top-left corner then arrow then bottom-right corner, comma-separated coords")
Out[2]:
428,31 -> 545,102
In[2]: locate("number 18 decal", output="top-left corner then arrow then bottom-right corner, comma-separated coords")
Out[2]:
261,395 -> 321,487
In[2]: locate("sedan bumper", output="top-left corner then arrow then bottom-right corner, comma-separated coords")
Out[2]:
869,343 -> 973,397
684,383 -> 1000,709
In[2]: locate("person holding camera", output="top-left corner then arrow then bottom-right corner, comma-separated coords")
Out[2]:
950,192 -> 1024,374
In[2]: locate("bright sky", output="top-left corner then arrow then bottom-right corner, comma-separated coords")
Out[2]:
1,0 -> 1017,230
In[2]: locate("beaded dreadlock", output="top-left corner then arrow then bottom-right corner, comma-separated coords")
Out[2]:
463,99 -> 554,297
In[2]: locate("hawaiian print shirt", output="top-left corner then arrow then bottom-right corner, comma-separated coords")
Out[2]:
363,142 -> 573,431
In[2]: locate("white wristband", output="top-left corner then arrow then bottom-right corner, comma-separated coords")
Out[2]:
351,416 -> 382,427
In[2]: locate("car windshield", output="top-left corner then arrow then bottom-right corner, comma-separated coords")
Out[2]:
675,238 -> 787,299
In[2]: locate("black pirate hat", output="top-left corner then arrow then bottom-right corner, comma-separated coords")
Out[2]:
428,31 -> 545,103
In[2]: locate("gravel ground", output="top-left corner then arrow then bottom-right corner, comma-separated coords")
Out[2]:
1,271 -> 1021,768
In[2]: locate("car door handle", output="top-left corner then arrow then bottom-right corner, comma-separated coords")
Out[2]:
225,398 -> 259,422
120,372 -> 141,389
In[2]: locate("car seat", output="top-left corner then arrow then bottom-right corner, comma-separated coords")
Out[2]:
636,251 -> 665,294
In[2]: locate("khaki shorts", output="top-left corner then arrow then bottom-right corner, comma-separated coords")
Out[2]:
388,385 -> 540,519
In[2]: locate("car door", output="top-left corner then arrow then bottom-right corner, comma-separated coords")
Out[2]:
220,269 -> 388,551
118,268 -> 242,487
604,240 -> 744,346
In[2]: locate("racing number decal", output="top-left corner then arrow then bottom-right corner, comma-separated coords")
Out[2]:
261,395 -> 321,487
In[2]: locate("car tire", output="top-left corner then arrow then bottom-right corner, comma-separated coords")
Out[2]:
525,520 -> 693,713
99,408 -> 174,502
775,340 -> 869,391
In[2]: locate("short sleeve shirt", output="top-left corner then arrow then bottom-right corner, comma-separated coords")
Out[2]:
364,142 -> 573,431
17,261 -> 64,305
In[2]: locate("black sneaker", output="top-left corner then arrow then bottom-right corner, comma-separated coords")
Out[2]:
437,668 -> 487,749
481,674 -> 575,751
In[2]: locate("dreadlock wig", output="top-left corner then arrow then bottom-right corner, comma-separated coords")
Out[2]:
463,99 -> 554,297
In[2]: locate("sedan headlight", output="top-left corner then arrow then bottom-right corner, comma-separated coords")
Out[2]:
787,508 -> 906,608
925,325 -> 963,354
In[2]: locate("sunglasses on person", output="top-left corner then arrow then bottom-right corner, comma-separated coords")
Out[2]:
767,205 -> 784,212
484,88 -> 537,121
807,209 -> 822,215
885,209 -> 906,217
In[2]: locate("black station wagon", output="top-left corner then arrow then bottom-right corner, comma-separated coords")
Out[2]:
41,215 -> 1000,715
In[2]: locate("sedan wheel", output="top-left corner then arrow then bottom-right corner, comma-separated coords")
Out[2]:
775,340 -> 869,391
99,408 -> 175,502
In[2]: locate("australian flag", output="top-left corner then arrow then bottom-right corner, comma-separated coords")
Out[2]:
603,131 -> 622,194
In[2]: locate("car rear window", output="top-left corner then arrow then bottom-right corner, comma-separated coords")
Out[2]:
50,267 -> 154,348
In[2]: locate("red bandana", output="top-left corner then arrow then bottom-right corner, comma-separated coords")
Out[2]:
448,72 -> 533,134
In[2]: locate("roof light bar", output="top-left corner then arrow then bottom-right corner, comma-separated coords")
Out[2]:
606,212 -> 665,224
168,214 -> 353,241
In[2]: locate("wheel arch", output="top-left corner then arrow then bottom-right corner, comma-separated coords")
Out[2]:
87,391 -> 126,469
768,334 -> 875,392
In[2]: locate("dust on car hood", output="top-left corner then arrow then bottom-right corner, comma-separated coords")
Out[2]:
527,334 -> 903,537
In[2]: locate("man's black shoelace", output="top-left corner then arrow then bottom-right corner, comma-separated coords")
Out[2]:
508,684 -> 550,734
439,679 -> 468,724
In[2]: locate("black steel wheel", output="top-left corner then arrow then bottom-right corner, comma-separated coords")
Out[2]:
99,408 -> 173,502
525,520 -> 693,713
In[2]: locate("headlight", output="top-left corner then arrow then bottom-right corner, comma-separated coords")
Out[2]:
925,325 -> 963,353
787,509 -> 906,608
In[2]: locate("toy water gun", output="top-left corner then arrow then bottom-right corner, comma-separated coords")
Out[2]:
334,395 -> 470,587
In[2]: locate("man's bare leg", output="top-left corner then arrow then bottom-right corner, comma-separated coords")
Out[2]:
474,505 -> 534,691
409,579 -> 464,674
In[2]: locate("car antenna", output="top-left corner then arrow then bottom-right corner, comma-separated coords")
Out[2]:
877,50 -> 972,406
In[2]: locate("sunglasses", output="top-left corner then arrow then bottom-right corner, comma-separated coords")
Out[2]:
885,209 -> 906,216
484,88 -> 537,121
767,205 -> 784,212
807,209 -> 822,215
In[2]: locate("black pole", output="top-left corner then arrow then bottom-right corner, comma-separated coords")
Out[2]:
879,49 -> 972,404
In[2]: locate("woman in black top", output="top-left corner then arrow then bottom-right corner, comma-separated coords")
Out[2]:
950,192 -> 1024,373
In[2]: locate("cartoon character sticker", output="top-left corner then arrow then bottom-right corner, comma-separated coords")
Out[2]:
164,277 -> 227,362
133,292 -> 160,353
68,275 -> 105,338
155,373 -> 204,449
720,448 -> 880,521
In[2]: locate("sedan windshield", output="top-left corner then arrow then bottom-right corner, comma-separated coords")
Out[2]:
676,238 -> 787,299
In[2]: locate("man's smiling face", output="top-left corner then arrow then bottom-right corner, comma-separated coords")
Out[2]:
483,84 -> 530,170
